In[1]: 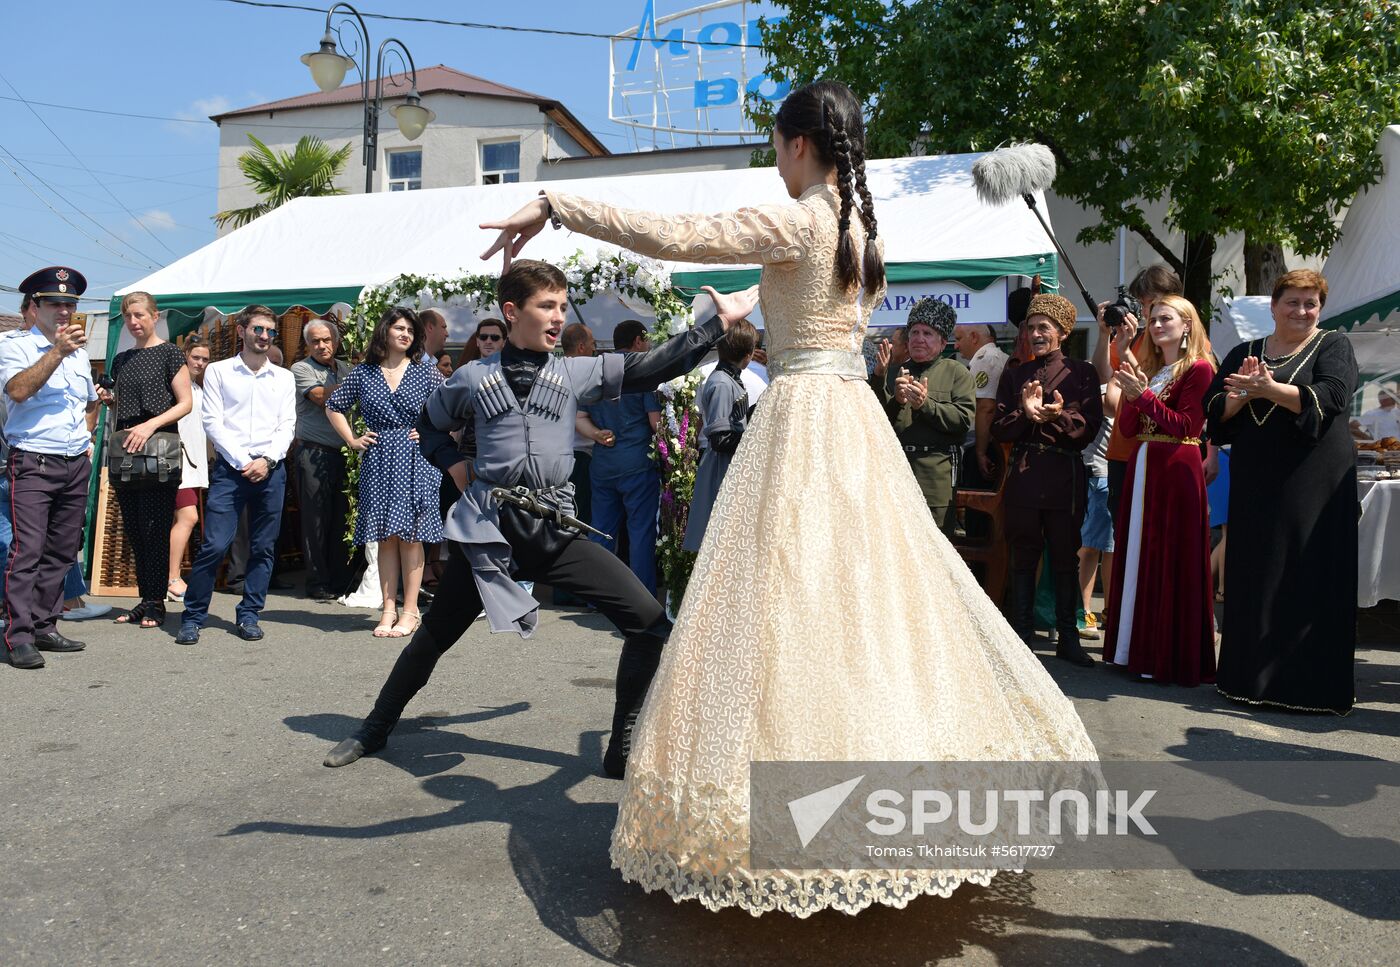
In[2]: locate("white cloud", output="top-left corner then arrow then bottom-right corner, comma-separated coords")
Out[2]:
167,96 -> 234,138
132,209 -> 177,232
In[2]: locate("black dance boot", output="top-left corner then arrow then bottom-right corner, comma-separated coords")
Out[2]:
1010,570 -> 1038,646
602,637 -> 663,779
324,625 -> 445,767
1053,572 -> 1095,667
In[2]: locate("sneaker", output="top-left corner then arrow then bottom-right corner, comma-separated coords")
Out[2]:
175,623 -> 201,645
62,603 -> 113,621
1078,612 -> 1102,640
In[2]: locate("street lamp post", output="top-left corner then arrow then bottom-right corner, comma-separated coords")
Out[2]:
301,2 -> 434,193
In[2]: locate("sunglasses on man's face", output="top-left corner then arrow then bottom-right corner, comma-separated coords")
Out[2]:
250,325 -> 277,337
477,333 -> 503,342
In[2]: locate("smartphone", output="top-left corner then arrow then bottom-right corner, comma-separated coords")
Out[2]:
74,312 -> 89,337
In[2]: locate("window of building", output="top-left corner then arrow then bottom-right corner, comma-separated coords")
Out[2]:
480,140 -> 521,185
387,148 -> 422,191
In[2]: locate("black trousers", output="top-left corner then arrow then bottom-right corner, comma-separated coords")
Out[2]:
4,450 -> 89,651
295,443 -> 351,596
365,533 -> 667,735
1005,504 -> 1085,577
1106,458 -> 1127,529
115,485 -> 177,605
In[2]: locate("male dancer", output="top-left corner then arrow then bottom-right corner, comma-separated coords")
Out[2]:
325,261 -> 756,776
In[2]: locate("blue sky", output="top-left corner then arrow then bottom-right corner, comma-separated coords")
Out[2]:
0,0 -> 776,312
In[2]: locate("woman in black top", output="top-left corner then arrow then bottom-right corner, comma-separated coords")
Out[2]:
1204,269 -> 1358,713
103,292 -> 192,627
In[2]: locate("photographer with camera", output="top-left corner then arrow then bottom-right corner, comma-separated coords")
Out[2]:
1093,265 -> 1183,524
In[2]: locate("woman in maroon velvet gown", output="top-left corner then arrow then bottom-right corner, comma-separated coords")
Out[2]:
1104,295 -> 1217,685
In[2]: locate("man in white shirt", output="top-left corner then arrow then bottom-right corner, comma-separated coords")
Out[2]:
418,308 -> 449,366
176,306 -> 296,645
1352,383 -> 1400,442
952,323 -> 1009,483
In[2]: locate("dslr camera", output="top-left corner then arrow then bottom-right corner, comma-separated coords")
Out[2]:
1102,287 -> 1143,334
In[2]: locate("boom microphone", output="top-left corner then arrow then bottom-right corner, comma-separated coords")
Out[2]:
971,142 -> 1097,315
971,143 -> 1057,206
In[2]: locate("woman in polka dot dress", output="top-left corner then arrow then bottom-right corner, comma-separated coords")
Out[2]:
327,308 -> 444,637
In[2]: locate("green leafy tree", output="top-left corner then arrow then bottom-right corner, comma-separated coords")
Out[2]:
759,0 -> 1400,315
214,134 -> 354,229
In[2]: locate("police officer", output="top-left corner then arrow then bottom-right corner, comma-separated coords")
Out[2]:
0,267 -> 99,668
871,297 -> 976,533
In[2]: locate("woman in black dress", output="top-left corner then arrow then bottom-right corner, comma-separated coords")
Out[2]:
103,292 -> 192,628
1204,269 -> 1358,713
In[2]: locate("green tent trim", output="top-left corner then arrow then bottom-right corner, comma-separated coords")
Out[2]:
104,285 -> 365,362
1323,287 -> 1400,333
671,253 -> 1059,295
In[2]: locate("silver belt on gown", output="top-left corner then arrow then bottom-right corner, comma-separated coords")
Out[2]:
767,349 -> 867,378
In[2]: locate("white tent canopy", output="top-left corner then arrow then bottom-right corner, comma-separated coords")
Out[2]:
1322,124 -> 1400,334
112,154 -> 1058,349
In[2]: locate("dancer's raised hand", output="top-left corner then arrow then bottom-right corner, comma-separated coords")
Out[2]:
701,285 -> 759,329
480,196 -> 551,273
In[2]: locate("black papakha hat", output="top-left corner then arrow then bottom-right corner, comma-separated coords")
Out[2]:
906,297 -> 957,340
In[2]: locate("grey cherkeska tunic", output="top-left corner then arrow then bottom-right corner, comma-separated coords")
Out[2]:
418,315 -> 726,636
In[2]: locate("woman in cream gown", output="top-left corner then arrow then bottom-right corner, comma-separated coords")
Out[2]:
483,81 -> 1097,918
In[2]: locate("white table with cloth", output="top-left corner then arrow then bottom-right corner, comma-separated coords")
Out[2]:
1358,478 -> 1400,607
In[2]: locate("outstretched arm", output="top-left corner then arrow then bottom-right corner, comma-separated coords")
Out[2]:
618,285 -> 761,394
481,194 -> 815,272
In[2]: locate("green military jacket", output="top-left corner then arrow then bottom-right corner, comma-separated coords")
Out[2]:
871,355 -> 976,511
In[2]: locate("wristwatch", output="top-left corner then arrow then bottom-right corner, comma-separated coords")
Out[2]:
250,454 -> 279,472
538,191 -> 562,230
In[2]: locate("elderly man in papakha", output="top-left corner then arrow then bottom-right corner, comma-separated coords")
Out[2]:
992,293 -> 1102,666
871,297 -> 976,533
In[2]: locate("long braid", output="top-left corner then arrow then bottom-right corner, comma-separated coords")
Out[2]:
851,141 -> 885,297
827,102 -> 860,294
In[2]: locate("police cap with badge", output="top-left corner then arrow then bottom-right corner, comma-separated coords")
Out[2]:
19,265 -> 87,304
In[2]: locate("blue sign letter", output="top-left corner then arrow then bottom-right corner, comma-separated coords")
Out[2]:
695,78 -> 739,107
746,74 -> 791,103
627,0 -> 688,71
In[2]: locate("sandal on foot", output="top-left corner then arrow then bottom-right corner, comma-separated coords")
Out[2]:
140,603 -> 166,629
167,579 -> 186,602
389,610 -> 421,638
372,608 -> 398,638
115,602 -> 148,625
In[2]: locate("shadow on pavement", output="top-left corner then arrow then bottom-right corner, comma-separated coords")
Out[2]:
224,715 -> 1306,966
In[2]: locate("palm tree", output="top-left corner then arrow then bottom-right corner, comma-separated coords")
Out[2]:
214,134 -> 354,229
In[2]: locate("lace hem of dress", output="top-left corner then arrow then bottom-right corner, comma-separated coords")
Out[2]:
612,847 -> 1000,918
611,772 -> 1012,918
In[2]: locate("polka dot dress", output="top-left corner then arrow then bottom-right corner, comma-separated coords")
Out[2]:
327,361 -> 444,545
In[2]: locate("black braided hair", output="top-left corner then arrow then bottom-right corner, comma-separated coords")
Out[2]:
774,80 -> 884,297
828,113 -> 860,295
851,140 -> 885,297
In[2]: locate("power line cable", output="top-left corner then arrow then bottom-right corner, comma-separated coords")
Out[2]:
216,0 -> 767,49
0,282 -> 111,303
0,229 -> 159,272
0,72 -> 179,258
0,145 -> 160,270
0,93 -> 636,142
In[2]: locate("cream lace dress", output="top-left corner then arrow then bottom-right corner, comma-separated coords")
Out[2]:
546,185 -> 1099,917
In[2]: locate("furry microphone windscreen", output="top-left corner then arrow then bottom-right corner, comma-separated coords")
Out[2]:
971,143 -> 1057,206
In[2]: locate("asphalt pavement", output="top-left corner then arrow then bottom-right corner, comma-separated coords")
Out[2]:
2,590 -> 1397,966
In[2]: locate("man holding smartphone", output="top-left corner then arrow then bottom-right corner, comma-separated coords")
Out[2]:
0,267 -> 100,669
